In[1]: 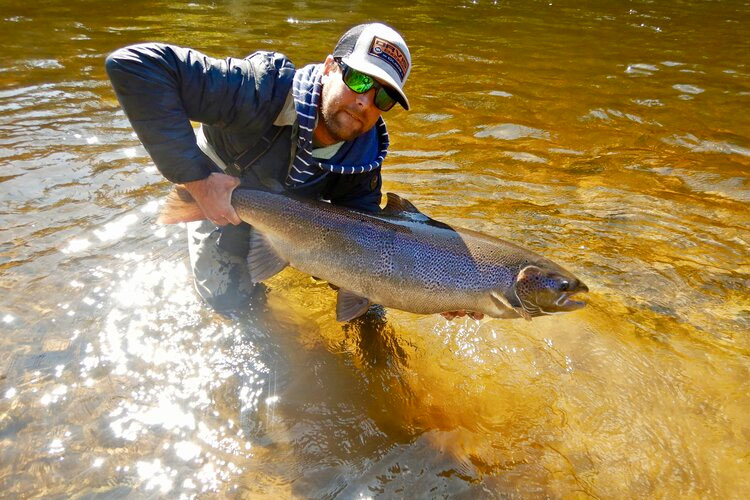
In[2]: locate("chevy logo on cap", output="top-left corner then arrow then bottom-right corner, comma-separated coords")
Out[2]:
369,37 -> 409,81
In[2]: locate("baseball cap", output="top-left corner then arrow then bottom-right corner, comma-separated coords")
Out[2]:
332,23 -> 411,110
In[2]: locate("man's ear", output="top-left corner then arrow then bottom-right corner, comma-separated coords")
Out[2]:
322,55 -> 337,75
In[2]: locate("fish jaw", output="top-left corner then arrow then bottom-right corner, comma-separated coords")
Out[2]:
550,281 -> 589,312
495,265 -> 590,319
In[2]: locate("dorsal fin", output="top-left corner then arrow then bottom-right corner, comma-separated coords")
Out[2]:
380,192 -> 455,231
382,193 -> 426,216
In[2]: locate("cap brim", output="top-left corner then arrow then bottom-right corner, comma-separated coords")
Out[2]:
342,56 -> 410,110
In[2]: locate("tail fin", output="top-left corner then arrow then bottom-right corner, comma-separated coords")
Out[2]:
157,186 -> 207,224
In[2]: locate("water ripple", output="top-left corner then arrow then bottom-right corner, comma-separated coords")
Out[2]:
662,133 -> 750,157
474,123 -> 550,141
672,84 -> 705,94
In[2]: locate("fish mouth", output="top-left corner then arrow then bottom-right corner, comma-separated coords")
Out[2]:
554,283 -> 589,311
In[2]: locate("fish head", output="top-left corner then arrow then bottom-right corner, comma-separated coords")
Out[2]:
508,264 -> 588,319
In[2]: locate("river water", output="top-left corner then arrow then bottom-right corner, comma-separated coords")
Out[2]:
1,0 -> 748,498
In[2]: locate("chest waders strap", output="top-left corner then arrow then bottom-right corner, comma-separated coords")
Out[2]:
227,125 -> 287,177
215,125 -> 288,256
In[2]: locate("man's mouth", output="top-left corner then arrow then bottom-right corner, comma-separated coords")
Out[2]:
343,109 -> 363,125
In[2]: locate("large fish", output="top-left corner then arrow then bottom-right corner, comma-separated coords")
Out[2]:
159,187 -> 588,322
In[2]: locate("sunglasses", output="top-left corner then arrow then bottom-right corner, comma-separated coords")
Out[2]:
336,59 -> 399,111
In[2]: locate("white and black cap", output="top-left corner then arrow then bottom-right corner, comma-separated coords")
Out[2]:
333,23 -> 411,110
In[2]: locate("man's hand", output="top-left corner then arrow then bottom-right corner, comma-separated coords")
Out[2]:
441,310 -> 484,321
183,173 -> 242,226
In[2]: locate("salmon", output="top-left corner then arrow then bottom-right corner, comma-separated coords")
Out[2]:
159,188 -> 588,322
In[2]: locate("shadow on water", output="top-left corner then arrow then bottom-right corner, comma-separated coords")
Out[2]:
2,0 -> 750,498
342,306 -> 410,372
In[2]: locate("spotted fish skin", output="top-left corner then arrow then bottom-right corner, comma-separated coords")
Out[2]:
227,189 -> 588,320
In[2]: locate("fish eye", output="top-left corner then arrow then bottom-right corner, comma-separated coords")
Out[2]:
557,279 -> 570,291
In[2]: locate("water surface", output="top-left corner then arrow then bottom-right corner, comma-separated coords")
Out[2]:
1,0 -> 749,498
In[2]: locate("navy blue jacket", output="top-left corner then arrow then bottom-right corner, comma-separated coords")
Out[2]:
105,43 -> 382,212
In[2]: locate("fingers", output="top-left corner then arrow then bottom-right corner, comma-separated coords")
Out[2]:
209,211 -> 239,226
441,310 -> 484,321
224,206 -> 242,225
223,177 -> 242,225
209,174 -> 241,225
184,173 -> 243,225
441,311 -> 464,320
209,207 -> 240,226
210,211 -> 240,226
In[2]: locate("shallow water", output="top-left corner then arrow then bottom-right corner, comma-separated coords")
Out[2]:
1,0 -> 749,498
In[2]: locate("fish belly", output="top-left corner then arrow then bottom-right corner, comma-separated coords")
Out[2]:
233,190 -> 520,317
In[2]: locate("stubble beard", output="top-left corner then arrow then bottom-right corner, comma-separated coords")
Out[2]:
318,101 -> 366,143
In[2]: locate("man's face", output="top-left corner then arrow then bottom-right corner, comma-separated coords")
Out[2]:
315,56 -> 384,145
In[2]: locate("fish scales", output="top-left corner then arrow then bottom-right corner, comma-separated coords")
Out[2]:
227,189 -> 588,319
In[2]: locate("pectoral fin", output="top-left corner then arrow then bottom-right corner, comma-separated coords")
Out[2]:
490,290 -> 532,321
247,231 -> 288,282
336,289 -> 371,322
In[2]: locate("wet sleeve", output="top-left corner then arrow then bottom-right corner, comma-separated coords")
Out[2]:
104,43 -> 292,184
327,169 -> 383,213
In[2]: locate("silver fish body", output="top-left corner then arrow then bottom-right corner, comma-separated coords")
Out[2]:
232,189 -> 588,321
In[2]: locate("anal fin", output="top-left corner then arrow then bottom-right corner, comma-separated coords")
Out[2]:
336,289 -> 371,322
247,231 -> 288,282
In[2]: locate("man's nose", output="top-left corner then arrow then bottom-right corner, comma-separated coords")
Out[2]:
355,88 -> 376,109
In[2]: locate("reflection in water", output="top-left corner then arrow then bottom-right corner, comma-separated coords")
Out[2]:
89,256 -> 268,496
1,0 -> 749,498
342,306 -> 409,370
1,196 -> 274,496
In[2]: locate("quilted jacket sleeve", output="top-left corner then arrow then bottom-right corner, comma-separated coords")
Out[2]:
105,43 -> 294,183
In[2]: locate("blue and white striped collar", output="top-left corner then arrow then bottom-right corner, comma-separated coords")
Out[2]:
286,63 -> 389,186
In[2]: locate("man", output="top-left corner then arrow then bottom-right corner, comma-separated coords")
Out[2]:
106,22 -> 409,311
106,23 -> 481,320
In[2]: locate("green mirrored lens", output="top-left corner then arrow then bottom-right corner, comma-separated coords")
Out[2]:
340,62 -> 399,111
344,68 -> 374,93
374,88 -> 397,111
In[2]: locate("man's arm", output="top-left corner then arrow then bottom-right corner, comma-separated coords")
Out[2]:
105,44 -> 294,224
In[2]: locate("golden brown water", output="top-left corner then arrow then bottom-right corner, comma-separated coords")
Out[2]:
1,1 -> 749,498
